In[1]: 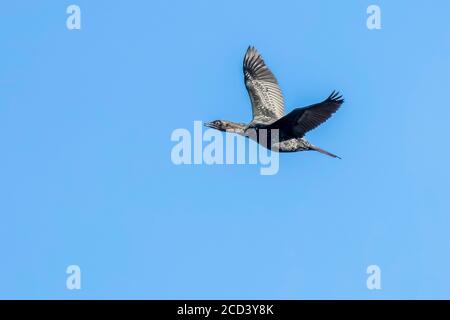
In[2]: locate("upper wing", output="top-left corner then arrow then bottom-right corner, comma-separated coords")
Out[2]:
243,46 -> 285,124
269,91 -> 344,138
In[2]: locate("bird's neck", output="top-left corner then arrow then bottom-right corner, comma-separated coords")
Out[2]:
225,122 -> 246,135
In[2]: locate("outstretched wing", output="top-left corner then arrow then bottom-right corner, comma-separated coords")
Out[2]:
243,46 -> 285,124
269,91 -> 344,138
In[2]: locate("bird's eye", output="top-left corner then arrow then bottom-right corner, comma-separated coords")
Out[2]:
215,121 -> 221,125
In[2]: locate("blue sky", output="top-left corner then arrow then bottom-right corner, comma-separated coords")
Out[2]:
1,0 -> 450,299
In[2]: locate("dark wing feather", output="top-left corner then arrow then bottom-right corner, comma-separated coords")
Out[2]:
243,46 -> 285,124
269,91 -> 344,138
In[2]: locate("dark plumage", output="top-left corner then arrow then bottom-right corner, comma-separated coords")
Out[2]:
205,46 -> 344,158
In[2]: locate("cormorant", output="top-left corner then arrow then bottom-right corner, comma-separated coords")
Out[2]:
205,46 -> 344,158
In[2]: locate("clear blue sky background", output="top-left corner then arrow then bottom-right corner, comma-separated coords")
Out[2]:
1,1 -> 450,299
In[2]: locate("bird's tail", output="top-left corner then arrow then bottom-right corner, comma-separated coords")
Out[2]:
309,145 -> 341,159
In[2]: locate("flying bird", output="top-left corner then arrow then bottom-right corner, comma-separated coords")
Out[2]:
205,46 -> 344,158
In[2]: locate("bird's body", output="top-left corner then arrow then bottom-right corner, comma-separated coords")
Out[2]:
273,138 -> 312,153
205,46 -> 344,158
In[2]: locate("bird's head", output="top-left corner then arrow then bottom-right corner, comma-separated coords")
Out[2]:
204,120 -> 246,133
204,120 -> 227,131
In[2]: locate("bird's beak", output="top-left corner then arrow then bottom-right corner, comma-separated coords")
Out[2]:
204,121 -> 217,129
